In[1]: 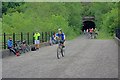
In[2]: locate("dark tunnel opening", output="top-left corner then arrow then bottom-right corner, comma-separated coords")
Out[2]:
82,21 -> 96,31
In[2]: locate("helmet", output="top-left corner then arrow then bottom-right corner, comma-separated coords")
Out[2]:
22,40 -> 26,44
58,28 -> 62,32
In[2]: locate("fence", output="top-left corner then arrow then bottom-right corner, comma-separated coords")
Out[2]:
115,28 -> 120,39
0,32 -> 54,49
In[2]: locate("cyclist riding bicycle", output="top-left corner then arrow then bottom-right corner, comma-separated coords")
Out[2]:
55,28 -> 65,48
89,28 -> 94,34
94,28 -> 98,35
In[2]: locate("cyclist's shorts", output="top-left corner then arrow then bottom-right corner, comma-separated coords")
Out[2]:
60,40 -> 65,44
34,40 -> 40,44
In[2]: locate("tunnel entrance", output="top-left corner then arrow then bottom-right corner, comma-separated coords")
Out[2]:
82,16 -> 96,31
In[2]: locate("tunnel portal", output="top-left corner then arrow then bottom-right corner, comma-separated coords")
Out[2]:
82,16 -> 96,31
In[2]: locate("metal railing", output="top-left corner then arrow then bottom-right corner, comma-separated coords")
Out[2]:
0,32 -> 54,49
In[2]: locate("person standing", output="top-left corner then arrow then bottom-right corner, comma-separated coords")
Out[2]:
34,31 -> 40,49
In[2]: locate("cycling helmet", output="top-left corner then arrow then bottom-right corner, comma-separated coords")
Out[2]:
22,40 -> 26,44
58,28 -> 62,32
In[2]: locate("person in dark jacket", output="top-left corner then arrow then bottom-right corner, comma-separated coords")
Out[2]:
7,37 -> 16,55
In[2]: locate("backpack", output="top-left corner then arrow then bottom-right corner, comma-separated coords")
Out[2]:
31,46 -> 36,51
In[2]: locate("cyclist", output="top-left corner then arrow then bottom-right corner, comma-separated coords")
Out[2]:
55,28 -> 65,48
94,28 -> 98,38
86,29 -> 89,37
86,29 -> 89,32
89,28 -> 94,35
83,29 -> 86,34
94,28 -> 98,35
89,28 -> 94,33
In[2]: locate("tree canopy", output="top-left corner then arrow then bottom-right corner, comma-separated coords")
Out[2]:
2,2 -> 119,39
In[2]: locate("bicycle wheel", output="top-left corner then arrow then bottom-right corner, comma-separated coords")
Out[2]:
26,45 -> 31,52
61,48 -> 65,57
20,48 -> 24,54
91,33 -> 93,39
94,33 -> 98,39
88,33 -> 91,39
57,47 -> 62,59
92,33 -> 95,39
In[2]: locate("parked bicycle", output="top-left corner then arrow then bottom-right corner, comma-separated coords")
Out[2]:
15,40 -> 31,54
15,40 -> 23,54
21,40 -> 31,53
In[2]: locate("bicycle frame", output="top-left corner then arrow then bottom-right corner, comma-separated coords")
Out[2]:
58,40 -> 63,48
57,40 -> 65,59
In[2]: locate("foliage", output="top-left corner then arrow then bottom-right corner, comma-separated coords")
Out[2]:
2,2 -> 119,40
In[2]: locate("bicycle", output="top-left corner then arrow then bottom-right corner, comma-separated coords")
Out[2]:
21,40 -> 31,53
94,32 -> 98,39
88,32 -> 95,39
15,40 -> 31,54
15,40 -> 23,54
57,40 -> 65,59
